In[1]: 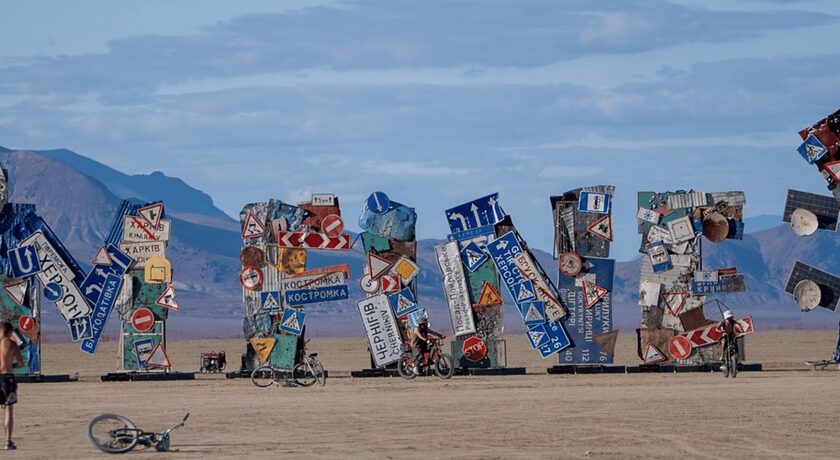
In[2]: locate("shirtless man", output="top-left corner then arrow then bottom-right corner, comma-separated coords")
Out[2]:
0,322 -> 23,450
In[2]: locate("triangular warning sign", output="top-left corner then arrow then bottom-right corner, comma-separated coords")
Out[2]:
144,342 -> 172,369
515,282 -> 535,303
582,281 -> 608,308
241,213 -> 266,239
643,343 -> 667,365
476,283 -> 503,306
3,280 -> 27,306
138,203 -> 164,229
368,253 -> 393,280
528,330 -> 547,349
524,304 -> 544,323
587,214 -> 613,241
661,292 -> 688,316
91,246 -> 112,266
282,312 -> 300,332
155,284 -> 180,311
593,330 -> 619,357
825,161 -> 840,181
250,338 -> 277,364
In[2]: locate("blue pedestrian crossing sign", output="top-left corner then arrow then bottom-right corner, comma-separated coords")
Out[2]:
520,301 -> 546,327
8,245 -> 41,278
514,280 -> 536,303
280,309 -> 305,336
798,134 -> 828,164
538,321 -> 572,359
527,324 -> 550,349
460,242 -> 487,272
367,191 -> 391,215
389,288 -> 418,317
260,291 -> 281,313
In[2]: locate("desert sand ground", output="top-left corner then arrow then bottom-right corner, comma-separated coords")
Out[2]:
9,331 -> 840,459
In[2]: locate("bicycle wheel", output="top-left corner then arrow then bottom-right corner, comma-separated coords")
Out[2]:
312,359 -> 327,387
397,355 -> 417,380
729,349 -> 739,379
88,413 -> 139,454
251,364 -> 277,388
434,353 -> 455,380
293,361 -> 317,387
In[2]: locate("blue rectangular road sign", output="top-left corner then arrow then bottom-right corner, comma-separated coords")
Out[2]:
80,273 -> 123,355
558,258 -> 615,364
388,288 -> 418,317
79,244 -> 133,305
798,134 -> 828,164
578,192 -> 611,214
284,285 -> 349,306
485,231 -> 528,305
445,193 -> 505,234
134,337 -> 155,369
691,274 -> 745,295
8,245 -> 41,278
460,241 -> 488,272
539,320 -> 572,359
69,315 -> 93,342
260,291 -> 281,313
280,309 -> 305,335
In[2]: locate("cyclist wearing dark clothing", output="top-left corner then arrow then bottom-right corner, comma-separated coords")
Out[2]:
715,311 -> 744,359
411,318 -> 442,374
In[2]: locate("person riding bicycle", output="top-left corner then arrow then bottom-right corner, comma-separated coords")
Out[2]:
715,310 -> 743,366
411,317 -> 443,375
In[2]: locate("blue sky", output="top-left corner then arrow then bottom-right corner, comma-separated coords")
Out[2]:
1,0 -> 839,260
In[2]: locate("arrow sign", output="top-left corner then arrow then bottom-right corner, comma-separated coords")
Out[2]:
8,245 -> 41,279
275,231 -> 351,250
444,193 -> 505,233
367,191 -> 391,215
682,324 -> 724,348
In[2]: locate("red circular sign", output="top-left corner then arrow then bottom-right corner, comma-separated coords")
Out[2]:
462,337 -> 487,362
18,315 -> 35,333
240,267 -> 263,291
668,335 -> 692,361
321,214 -> 344,238
131,308 -> 155,333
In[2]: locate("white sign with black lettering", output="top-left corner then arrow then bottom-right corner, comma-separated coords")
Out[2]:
435,241 -> 476,337
356,294 -> 403,368
281,271 -> 345,293
119,241 -> 166,268
21,232 -> 92,322
122,217 -> 172,243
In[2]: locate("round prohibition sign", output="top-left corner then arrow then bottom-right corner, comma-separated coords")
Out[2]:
240,267 -> 264,291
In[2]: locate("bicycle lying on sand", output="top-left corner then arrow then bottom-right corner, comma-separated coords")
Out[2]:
397,337 -> 455,380
88,413 -> 189,454
251,340 -> 326,388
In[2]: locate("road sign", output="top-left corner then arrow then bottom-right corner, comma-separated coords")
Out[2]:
798,134 -> 828,164
21,232 -> 92,322
593,330 -> 618,357
41,281 -> 61,302
587,214 -> 613,241
445,193 -> 505,233
18,315 -> 35,334
122,217 -> 172,243
133,337 -> 156,369
144,256 -> 171,284
435,241 -> 476,337
682,324 -> 723,348
379,275 -> 401,293
368,253 -> 394,279
155,284 -> 179,310
131,307 -> 155,332
144,342 -> 172,369
578,192 -> 610,214
275,231 -> 351,250
539,321 -> 572,359
582,281 -> 608,308
138,203 -> 164,229
240,267 -> 263,291
476,282 -> 503,306
462,337 -> 487,362
662,292 -> 688,317
280,309 -> 305,335
460,242 -> 487,272
357,294 -> 402,368
91,246 -> 112,266
512,251 -> 566,321
388,288 -> 417,317
520,301 -> 546,326
647,240 -> 672,273
285,285 -> 350,305
669,335 -> 692,360
321,214 -> 344,238
260,291 -> 281,312
737,316 -> 755,336
69,315 -> 93,342
392,257 -> 420,284
241,212 -> 266,239
8,245 -> 41,278
643,344 -> 667,364
250,338 -> 277,364
559,252 -> 583,277
367,191 -> 391,215
311,193 -> 336,206
450,224 -> 496,243
527,324 -> 550,349
558,257 -> 615,365
4,280 -> 27,306
486,231 -> 528,303
360,274 -> 380,294
118,241 -> 166,268
80,244 -> 134,305
80,273 -> 123,354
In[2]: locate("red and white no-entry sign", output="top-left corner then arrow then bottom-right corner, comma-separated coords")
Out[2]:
18,315 -> 35,334
668,335 -> 692,361
321,214 -> 344,238
131,308 -> 155,333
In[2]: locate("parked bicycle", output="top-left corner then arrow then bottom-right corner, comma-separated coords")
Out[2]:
397,337 -> 454,380
88,413 -> 189,454
251,340 -> 326,388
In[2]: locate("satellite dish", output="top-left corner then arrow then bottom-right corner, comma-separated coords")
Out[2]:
793,279 -> 821,311
790,208 -> 818,237
702,212 -> 728,243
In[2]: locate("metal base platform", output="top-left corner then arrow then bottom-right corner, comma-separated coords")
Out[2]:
17,374 -> 79,383
547,365 -> 627,375
350,368 -> 399,378
626,363 -> 763,374
100,372 -> 196,382
457,367 -> 527,376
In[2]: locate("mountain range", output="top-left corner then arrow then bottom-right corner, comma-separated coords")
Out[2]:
1,146 -> 838,341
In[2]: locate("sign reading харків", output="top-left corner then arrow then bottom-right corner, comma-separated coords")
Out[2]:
435,241 -> 476,337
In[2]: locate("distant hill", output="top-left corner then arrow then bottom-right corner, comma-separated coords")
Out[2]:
0,147 -> 836,340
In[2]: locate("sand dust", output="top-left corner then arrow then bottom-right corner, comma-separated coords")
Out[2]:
11,331 -> 840,459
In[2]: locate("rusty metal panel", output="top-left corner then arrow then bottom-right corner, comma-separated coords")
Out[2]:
268,333 -> 298,369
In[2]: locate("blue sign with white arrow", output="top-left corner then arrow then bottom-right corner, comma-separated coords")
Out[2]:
43,282 -> 62,302
8,245 -> 41,278
388,288 -> 418,317
538,320 -> 572,359
366,191 -> 391,215
280,309 -> 305,335
79,244 -> 133,305
80,273 -> 123,355
485,231 -> 528,305
460,242 -> 487,272
444,193 -> 505,234
798,134 -> 828,164
285,285 -> 349,306
69,315 -> 93,342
